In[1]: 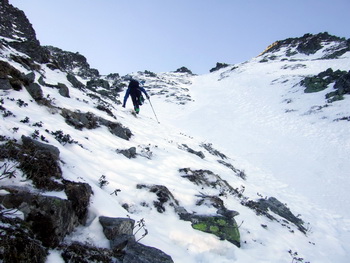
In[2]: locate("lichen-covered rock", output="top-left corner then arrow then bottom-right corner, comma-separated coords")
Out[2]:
190,215 -> 240,247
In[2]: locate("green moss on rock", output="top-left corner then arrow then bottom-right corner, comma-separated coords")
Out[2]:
191,215 -> 240,247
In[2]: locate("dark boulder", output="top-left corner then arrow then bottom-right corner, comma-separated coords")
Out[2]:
64,180 -> 93,225
61,109 -> 99,130
117,147 -> 137,159
123,242 -> 174,263
0,189 -> 79,248
25,82 -> 43,101
0,78 -> 12,90
58,83 -> 70,98
19,136 -> 63,190
0,215 -> 48,263
105,120 -> 133,140
99,216 -> 135,251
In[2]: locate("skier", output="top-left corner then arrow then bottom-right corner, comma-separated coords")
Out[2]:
122,78 -> 150,114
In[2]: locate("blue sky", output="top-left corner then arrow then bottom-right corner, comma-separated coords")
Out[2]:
10,0 -> 350,76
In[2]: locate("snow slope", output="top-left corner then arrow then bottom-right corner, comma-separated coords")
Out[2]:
1,38 -> 350,263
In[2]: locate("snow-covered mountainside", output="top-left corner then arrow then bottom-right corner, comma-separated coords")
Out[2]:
1,1 -> 350,262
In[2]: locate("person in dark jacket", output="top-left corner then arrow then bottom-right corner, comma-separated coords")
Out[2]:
122,79 -> 149,114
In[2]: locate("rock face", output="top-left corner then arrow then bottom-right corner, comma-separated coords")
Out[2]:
0,189 -> 79,247
61,108 -> 133,140
0,0 -> 49,63
44,46 -> 99,78
210,62 -> 230,73
259,32 -> 350,59
0,215 -> 48,263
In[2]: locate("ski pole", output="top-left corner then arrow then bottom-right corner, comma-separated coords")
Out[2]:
148,98 -> 160,124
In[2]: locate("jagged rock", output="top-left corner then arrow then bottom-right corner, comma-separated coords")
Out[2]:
301,68 -> 347,93
0,60 -> 28,90
117,147 -> 137,159
87,78 -> 110,90
61,109 -> 99,130
175,66 -> 193,74
259,32 -> 350,59
200,143 -> 227,159
179,168 -> 235,195
334,70 -> 350,94
196,194 -> 225,209
181,144 -> 205,159
0,214 -> 48,263
44,46 -> 99,78
105,121 -> 133,140
19,136 -> 63,190
217,160 -> 247,180
327,70 -> 350,102
257,197 -> 306,233
210,62 -> 230,73
136,184 -> 182,213
64,180 -> 92,225
123,242 -> 174,263
0,189 -> 79,248
0,0 -> 49,63
217,208 -> 240,218
66,73 -> 85,89
61,109 -> 132,140
10,54 -> 40,71
25,82 -> 43,101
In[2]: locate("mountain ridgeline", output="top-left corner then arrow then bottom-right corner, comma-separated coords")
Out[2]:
1,0 -> 350,262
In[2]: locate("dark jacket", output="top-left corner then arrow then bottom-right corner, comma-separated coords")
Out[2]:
123,80 -> 149,107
